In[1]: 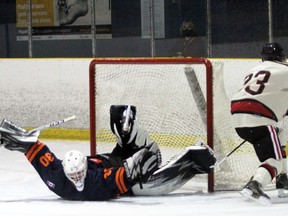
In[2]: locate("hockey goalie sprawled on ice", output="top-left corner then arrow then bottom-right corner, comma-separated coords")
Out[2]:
0,105 -> 216,201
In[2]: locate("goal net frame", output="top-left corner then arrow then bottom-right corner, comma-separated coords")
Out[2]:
89,57 -> 215,192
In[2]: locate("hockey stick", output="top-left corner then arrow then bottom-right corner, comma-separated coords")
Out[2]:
27,115 -> 77,134
184,66 -> 232,170
211,140 -> 247,168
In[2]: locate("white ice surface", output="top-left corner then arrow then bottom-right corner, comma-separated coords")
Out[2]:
1,140 -> 288,216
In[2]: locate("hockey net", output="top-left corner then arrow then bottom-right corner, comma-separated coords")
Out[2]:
89,57 -> 259,192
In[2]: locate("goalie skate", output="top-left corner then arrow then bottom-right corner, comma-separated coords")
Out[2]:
240,180 -> 271,206
0,119 -> 39,153
131,143 -> 216,196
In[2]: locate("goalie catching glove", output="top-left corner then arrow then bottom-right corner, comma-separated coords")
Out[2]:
123,148 -> 158,185
0,119 -> 39,153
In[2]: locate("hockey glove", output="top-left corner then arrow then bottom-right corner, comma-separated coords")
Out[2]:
0,119 -> 39,153
123,148 -> 158,186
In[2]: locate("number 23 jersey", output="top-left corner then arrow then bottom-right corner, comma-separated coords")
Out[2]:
231,60 -> 288,127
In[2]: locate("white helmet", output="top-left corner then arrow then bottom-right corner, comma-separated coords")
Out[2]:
62,150 -> 87,192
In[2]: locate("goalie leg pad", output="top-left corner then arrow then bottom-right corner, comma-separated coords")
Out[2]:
110,105 -> 136,140
123,148 -> 158,184
146,141 -> 162,167
131,144 -> 216,196
186,145 -> 217,174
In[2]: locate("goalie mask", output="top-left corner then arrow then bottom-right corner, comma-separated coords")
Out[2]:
62,150 -> 87,192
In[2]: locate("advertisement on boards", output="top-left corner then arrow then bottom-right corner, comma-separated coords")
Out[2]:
16,0 -> 111,40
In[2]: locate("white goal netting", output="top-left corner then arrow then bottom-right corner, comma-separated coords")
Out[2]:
89,58 -> 260,191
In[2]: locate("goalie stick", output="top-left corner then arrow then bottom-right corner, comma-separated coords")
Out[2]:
184,65 -> 230,170
0,115 -> 76,148
26,115 -> 77,134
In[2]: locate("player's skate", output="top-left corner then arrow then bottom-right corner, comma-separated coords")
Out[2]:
240,180 -> 271,205
0,119 -> 39,153
276,173 -> 288,197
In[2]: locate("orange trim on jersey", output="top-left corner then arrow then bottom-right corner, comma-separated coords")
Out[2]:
231,99 -> 277,121
25,141 -> 45,163
115,167 -> 128,194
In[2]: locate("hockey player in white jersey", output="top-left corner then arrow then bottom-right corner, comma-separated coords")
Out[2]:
231,42 -> 288,205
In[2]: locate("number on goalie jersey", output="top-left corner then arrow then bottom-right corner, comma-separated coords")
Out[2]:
231,42 -> 288,205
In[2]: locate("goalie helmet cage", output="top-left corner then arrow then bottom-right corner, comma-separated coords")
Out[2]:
89,57 -> 258,193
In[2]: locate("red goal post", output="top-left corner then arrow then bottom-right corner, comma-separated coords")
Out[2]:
89,57 -> 215,191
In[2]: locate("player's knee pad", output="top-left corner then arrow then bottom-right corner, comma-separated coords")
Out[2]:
113,119 -> 150,148
262,158 -> 284,177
